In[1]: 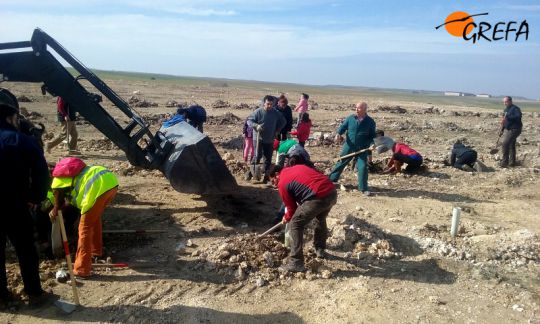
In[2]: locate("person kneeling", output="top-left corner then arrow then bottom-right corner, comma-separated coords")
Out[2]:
268,164 -> 337,272
375,130 -> 423,174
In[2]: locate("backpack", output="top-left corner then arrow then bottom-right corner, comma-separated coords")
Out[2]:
52,157 -> 86,177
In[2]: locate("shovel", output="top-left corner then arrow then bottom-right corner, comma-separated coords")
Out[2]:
250,129 -> 264,181
258,222 -> 283,239
489,132 -> 503,154
333,147 -> 372,162
53,210 -> 80,314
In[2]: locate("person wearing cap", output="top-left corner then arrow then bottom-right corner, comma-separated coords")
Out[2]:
49,158 -> 118,278
0,100 -> 51,304
177,105 -> 207,132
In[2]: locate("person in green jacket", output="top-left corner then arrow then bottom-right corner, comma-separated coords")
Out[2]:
329,102 -> 376,196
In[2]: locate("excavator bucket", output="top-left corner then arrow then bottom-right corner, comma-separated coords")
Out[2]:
159,121 -> 237,194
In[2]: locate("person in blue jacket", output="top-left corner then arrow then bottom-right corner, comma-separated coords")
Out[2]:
329,102 -> 376,196
0,102 -> 51,306
177,105 -> 207,133
499,96 -> 522,168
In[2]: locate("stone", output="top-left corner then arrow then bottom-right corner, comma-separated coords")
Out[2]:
255,278 -> 266,287
235,266 -> 246,280
320,270 -> 332,279
219,250 -> 231,260
512,304 -> 524,312
262,251 -> 273,267
186,239 -> 194,247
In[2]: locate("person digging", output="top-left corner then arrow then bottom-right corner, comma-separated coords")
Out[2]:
268,164 -> 337,272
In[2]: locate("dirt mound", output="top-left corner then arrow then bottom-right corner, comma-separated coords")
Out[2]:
109,161 -> 163,177
216,136 -> 244,150
232,103 -> 257,110
188,234 -> 329,285
376,105 -> 407,114
328,216 -> 402,260
16,95 -> 33,103
128,96 -> 158,108
5,260 -> 61,303
207,112 -> 241,125
225,160 -> 249,176
79,138 -> 116,151
212,100 -> 230,109
141,113 -> 170,125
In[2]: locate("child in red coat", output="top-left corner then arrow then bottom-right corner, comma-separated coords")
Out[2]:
291,113 -> 312,147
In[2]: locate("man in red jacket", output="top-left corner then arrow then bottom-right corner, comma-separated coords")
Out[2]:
269,164 -> 337,272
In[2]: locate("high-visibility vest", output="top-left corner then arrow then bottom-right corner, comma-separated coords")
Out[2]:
51,166 -> 118,214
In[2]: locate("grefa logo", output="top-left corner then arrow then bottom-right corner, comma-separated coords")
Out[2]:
435,11 -> 529,43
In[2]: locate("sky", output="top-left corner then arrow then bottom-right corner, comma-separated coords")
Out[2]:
1,0 -> 539,98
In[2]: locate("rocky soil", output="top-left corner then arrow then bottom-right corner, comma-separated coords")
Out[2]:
1,80 -> 539,323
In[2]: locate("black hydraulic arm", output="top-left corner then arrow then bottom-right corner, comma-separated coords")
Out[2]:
0,28 -> 171,168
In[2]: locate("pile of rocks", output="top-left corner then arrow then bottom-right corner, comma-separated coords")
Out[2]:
207,112 -> 241,125
327,216 -> 403,261
79,138 -> 116,151
128,96 -> 158,108
212,100 -> 230,109
376,105 -> 408,114
308,132 -> 337,147
141,113 -> 169,126
232,103 -> 257,110
187,234 -> 331,285
224,160 -> 249,176
108,161 -> 163,178
165,100 -> 178,107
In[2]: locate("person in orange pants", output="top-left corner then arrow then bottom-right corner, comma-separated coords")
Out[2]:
73,187 -> 117,276
49,158 -> 118,278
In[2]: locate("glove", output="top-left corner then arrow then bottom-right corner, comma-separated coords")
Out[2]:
282,216 -> 289,224
255,124 -> 264,133
335,134 -> 343,144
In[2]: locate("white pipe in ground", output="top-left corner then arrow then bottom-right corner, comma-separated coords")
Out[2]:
451,207 -> 461,238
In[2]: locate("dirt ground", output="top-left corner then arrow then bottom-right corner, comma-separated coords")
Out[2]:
1,79 -> 539,323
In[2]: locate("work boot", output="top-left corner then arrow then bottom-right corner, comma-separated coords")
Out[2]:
461,164 -> 475,172
473,161 -> 487,172
278,261 -> 306,273
27,290 -> 56,308
362,191 -> 371,197
499,162 -> 508,168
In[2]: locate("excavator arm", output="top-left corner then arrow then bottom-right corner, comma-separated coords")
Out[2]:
0,29 -> 237,194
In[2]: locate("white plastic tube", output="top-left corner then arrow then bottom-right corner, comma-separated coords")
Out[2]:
451,207 -> 461,238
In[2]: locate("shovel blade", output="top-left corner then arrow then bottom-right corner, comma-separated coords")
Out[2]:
54,299 -> 78,314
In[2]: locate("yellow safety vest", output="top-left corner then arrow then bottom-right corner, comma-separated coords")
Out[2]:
51,166 -> 118,214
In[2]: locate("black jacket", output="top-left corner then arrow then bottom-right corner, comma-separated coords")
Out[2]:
503,104 -> 522,130
450,143 -> 476,166
0,122 -> 50,205
276,105 -> 293,132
